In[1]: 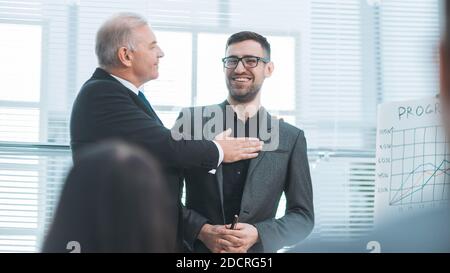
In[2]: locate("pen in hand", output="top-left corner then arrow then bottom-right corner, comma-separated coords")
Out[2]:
230,214 -> 239,230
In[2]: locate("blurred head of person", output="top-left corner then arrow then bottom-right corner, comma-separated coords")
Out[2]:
42,140 -> 176,253
95,12 -> 164,87
441,0 -> 450,134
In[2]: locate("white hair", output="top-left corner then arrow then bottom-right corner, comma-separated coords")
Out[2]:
95,12 -> 148,69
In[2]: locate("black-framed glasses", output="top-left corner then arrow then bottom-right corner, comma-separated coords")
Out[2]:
222,56 -> 269,69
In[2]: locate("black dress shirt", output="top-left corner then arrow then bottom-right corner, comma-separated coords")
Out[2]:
222,104 -> 260,224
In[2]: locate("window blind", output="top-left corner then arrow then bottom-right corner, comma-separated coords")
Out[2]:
300,0 -> 367,149
377,0 -> 441,102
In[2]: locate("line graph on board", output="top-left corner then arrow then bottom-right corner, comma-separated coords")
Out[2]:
376,98 -> 449,222
387,126 -> 449,206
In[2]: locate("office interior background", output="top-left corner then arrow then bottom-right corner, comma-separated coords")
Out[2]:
0,0 -> 442,252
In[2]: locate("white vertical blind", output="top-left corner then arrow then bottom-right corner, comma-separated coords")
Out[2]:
0,148 -> 71,252
41,0 -> 71,144
306,155 -> 376,241
301,0 -> 366,149
148,0 -> 221,29
377,0 -> 441,102
229,0 -> 302,32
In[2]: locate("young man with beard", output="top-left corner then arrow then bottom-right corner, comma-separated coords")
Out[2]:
176,31 -> 314,253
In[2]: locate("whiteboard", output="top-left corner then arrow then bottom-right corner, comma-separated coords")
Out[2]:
375,97 -> 449,225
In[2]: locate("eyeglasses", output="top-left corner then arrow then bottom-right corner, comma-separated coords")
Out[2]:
222,56 -> 269,69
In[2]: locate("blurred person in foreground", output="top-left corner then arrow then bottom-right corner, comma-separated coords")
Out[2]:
42,141 -> 176,252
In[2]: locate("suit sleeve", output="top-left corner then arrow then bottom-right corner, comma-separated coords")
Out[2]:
182,205 -> 210,252
78,82 -> 219,169
174,107 -> 213,251
253,130 -> 314,252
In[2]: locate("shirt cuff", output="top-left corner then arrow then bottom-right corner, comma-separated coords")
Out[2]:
208,140 -> 224,174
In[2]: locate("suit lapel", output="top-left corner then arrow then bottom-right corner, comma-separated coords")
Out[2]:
132,95 -> 154,117
91,68 -> 163,125
215,100 -> 229,218
215,165 -> 226,221
246,108 -> 273,179
246,151 -> 267,181
240,145 -> 267,222
240,109 -> 278,220
133,95 -> 164,126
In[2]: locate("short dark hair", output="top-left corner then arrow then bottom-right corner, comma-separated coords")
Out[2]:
225,31 -> 271,60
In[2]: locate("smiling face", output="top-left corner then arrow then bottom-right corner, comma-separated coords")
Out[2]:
130,25 -> 164,85
224,40 -> 273,103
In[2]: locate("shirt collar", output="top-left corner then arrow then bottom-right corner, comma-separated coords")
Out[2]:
110,74 -> 145,95
222,100 -> 261,123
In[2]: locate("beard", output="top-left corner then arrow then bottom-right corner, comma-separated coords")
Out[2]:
226,80 -> 262,103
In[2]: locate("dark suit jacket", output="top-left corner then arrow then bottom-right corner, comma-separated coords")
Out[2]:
70,68 -> 219,252
178,102 -> 314,253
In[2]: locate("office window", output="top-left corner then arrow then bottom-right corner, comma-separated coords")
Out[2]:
0,108 -> 40,143
0,169 -> 39,229
0,0 -> 442,252
197,33 -> 230,106
301,0 -> 366,149
145,31 -> 192,108
261,36 -> 296,112
0,24 -> 41,102
144,30 -> 193,126
0,148 -> 71,252
0,23 -> 41,143
377,0 -> 440,102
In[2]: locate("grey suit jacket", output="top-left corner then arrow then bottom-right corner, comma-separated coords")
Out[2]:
177,101 -> 314,252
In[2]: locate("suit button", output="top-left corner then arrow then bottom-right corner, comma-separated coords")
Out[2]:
237,171 -> 241,175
